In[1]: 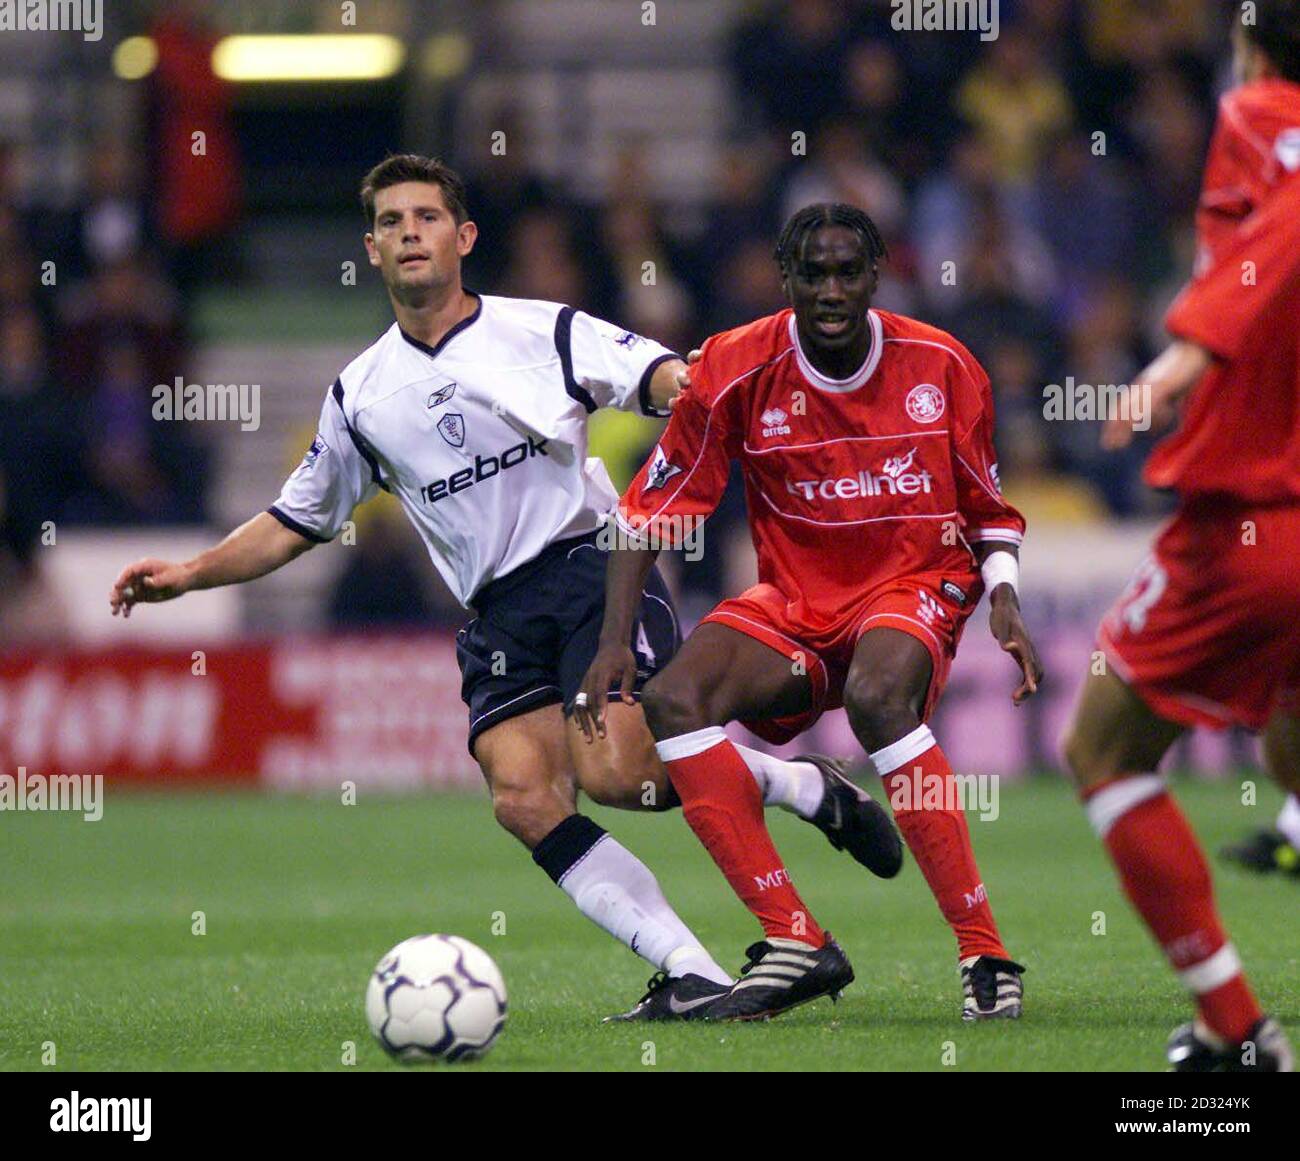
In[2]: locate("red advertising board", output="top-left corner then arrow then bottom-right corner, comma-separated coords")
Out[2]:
0,635 -> 482,790
0,619 -> 1254,791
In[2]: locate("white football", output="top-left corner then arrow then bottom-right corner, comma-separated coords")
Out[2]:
365,934 -> 507,1062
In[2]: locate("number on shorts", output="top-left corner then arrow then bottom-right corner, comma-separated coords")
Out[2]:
1118,557 -> 1167,633
635,620 -> 656,667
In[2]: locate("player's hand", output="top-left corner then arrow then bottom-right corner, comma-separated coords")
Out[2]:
989,589 -> 1042,704
668,348 -> 702,411
109,558 -> 194,617
1100,379 -> 1182,451
1102,341 -> 1211,451
574,640 -> 638,743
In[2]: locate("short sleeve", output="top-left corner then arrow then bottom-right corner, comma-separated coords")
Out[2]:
268,385 -> 380,543
559,308 -> 680,417
949,350 -> 1026,547
1166,175 -> 1300,360
615,351 -> 738,546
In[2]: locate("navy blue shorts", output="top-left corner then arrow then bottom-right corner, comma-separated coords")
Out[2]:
457,530 -> 680,755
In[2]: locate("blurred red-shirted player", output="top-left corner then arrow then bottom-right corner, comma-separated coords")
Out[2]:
576,203 -> 1042,1021
1064,1 -> 1300,1072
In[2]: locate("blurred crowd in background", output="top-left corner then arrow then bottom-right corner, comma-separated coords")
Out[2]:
0,0 -> 1242,631
0,8 -> 239,618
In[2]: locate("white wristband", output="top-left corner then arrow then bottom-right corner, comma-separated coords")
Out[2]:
981,550 -> 1019,596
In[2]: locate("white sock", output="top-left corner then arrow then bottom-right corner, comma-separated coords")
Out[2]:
733,744 -> 826,819
1277,794 -> 1300,849
559,834 -> 732,985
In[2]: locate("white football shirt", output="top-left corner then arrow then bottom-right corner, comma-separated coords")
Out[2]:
270,294 -> 677,607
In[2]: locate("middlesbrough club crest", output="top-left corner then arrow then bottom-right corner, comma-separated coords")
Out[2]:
905,383 -> 945,424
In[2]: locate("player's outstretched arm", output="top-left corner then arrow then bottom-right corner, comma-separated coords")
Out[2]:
109,512 -> 315,618
976,541 -> 1042,705
1102,340 -> 1212,451
573,541 -> 659,743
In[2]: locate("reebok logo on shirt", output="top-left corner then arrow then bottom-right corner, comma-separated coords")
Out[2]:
419,436 -> 550,504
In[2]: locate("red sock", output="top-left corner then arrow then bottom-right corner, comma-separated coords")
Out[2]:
658,727 -> 825,947
874,727 -> 1007,961
1085,776 -> 1261,1044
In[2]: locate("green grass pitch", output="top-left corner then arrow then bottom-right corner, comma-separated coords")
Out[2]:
1,776 -> 1295,1072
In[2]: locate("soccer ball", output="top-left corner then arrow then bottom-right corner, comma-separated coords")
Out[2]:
365,934 -> 507,1062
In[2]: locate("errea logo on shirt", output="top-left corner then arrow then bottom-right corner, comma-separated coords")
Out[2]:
760,408 -> 791,437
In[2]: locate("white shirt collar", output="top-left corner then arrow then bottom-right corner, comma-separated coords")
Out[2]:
788,309 -> 883,393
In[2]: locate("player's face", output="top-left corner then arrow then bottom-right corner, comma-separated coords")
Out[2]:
365,182 -> 477,300
784,226 -> 877,355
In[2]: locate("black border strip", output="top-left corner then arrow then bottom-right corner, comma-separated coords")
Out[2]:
331,378 -> 389,492
267,505 -> 330,544
554,306 -> 597,413
638,351 -> 680,417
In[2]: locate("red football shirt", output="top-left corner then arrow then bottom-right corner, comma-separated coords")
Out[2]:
1147,78 -> 1300,502
616,308 -> 1024,631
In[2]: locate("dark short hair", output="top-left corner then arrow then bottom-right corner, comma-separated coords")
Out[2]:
1240,0 -> 1300,83
774,203 -> 888,277
359,154 -> 470,227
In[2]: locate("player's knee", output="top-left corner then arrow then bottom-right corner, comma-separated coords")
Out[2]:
577,764 -> 620,808
586,768 -> 668,811
842,672 -> 919,750
641,675 -> 706,739
1062,721 -> 1107,791
490,785 -> 565,849
579,759 -> 644,809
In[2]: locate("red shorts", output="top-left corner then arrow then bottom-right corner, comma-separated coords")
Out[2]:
701,574 -> 978,745
1098,501 -> 1300,731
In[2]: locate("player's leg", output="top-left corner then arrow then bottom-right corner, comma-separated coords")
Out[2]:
1223,710 -> 1300,875
473,703 -> 578,846
560,696 -> 886,1020
558,555 -> 829,817
565,698 -> 814,815
642,620 -> 824,940
566,701 -> 815,815
472,704 -> 732,997
843,625 -> 1022,1018
565,698 -> 901,877
639,619 -> 857,1017
1063,669 -> 1291,1069
566,700 -> 672,811
1262,709 -> 1300,799
559,560 -> 894,867
1073,501 -> 1300,1069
